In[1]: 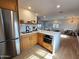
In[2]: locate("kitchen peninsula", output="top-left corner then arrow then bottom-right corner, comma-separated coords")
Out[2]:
20,30 -> 61,54
20,30 -> 53,52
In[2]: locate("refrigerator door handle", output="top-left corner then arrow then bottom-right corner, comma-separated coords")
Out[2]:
11,37 -> 19,40
0,38 -> 19,43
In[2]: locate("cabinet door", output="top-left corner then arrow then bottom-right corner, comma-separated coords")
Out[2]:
0,0 -> 17,11
30,34 -> 37,47
38,33 -> 44,45
21,36 -> 30,51
43,42 -> 52,51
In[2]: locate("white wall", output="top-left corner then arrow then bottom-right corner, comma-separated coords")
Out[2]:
19,8 -> 37,23
60,17 -> 79,31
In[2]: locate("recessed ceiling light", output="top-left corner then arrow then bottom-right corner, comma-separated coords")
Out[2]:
57,5 -> 61,8
28,6 -> 32,10
44,16 -> 46,18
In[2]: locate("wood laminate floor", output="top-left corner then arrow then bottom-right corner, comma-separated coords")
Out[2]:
54,35 -> 79,59
13,35 -> 79,59
13,45 -> 52,59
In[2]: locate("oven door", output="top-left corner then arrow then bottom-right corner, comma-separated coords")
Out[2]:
43,37 -> 52,44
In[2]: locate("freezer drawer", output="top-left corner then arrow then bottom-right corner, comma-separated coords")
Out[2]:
0,42 -> 11,59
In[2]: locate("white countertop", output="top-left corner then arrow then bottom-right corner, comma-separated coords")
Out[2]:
20,31 -> 38,36
20,30 -> 71,39
20,30 -> 54,36
38,30 -> 54,36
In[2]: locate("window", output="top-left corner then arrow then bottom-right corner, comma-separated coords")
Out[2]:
53,23 -> 59,29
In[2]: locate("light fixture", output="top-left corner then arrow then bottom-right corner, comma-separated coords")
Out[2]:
28,6 -> 32,10
44,16 -> 46,18
57,5 -> 61,8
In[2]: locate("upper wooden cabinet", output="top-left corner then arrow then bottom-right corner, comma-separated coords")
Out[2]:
0,0 -> 18,11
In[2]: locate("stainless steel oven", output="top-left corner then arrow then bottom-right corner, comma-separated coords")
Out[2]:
43,35 -> 53,44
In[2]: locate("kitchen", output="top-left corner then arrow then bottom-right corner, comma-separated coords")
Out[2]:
0,0 -> 79,59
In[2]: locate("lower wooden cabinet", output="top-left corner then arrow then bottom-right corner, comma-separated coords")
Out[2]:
20,33 -> 37,51
20,36 -> 30,51
38,33 -> 44,45
30,34 -> 37,47
38,33 -> 52,52
20,33 -> 52,52
43,42 -> 52,51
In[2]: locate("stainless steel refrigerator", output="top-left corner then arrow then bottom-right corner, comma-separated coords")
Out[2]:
0,9 -> 20,59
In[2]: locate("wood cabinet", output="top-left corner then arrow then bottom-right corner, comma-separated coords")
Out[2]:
30,34 -> 37,47
43,42 -> 52,52
0,0 -> 18,11
38,33 -> 52,52
20,33 -> 37,51
21,33 -> 52,52
38,33 -> 44,45
20,35 -> 30,51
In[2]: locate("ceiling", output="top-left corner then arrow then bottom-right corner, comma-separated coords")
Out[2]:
18,0 -> 79,16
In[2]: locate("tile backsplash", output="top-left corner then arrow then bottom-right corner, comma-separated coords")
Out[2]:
20,24 -> 38,33
20,24 -> 26,33
38,20 -> 79,31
